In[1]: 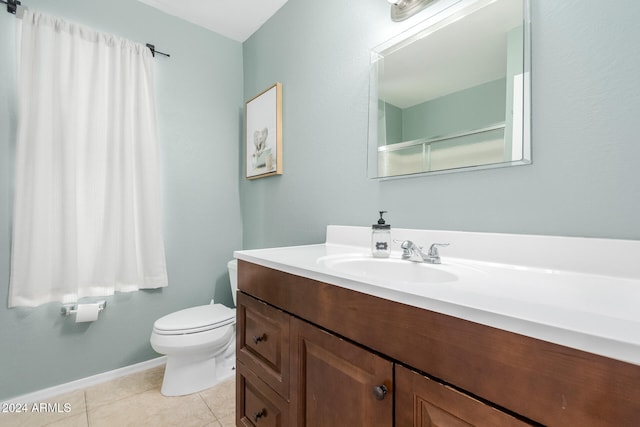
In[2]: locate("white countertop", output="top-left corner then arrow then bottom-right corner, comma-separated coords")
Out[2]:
235,226 -> 640,366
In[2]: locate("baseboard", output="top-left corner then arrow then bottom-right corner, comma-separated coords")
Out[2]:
1,356 -> 167,405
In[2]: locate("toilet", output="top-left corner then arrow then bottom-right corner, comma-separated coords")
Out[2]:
150,259 -> 238,396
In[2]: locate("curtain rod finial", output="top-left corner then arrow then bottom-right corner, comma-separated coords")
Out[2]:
4,0 -> 21,14
146,43 -> 156,57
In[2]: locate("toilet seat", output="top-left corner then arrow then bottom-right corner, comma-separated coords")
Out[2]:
153,304 -> 235,335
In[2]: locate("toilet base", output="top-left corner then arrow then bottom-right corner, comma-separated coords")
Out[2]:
160,345 -> 235,396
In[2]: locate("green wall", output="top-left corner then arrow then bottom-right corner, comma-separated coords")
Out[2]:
382,78 -> 506,145
0,0 -> 243,400
402,78 -> 506,141
241,0 -> 640,249
383,101 -> 403,145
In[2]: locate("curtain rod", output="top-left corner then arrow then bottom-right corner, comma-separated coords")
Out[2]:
2,0 -> 171,59
145,44 -> 170,58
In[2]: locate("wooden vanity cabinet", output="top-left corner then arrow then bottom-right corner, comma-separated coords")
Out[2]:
237,291 -> 393,426
237,260 -> 640,426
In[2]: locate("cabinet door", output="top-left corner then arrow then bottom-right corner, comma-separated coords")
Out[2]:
237,360 -> 290,427
396,365 -> 533,427
237,292 -> 290,398
290,317 -> 393,427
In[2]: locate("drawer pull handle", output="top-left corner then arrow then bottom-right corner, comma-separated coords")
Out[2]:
373,384 -> 388,401
253,408 -> 267,422
253,333 -> 266,344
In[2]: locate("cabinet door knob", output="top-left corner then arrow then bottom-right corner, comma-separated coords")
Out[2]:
253,408 -> 267,422
373,384 -> 388,400
253,333 -> 266,344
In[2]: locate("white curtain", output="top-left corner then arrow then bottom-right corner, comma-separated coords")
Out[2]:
9,10 -> 168,307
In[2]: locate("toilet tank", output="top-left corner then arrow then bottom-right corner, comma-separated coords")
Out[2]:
227,259 -> 238,306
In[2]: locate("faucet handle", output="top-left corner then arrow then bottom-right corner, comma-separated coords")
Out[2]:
399,240 -> 412,258
399,240 -> 422,259
428,243 -> 449,258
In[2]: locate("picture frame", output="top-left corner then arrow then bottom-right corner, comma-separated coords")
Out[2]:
245,82 -> 283,179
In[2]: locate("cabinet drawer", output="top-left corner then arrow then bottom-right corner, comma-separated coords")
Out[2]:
237,292 -> 290,398
237,361 -> 290,427
395,365 -> 533,427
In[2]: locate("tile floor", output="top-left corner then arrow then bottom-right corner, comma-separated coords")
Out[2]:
0,365 -> 236,427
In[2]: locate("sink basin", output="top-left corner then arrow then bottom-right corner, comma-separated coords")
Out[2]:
319,255 -> 458,284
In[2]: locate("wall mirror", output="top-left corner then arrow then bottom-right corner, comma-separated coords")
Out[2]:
368,0 -> 530,179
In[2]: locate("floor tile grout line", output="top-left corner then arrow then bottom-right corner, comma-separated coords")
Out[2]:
33,390 -> 88,427
197,391 -> 220,422
83,367 -> 166,413
84,384 -> 161,413
84,391 -> 90,427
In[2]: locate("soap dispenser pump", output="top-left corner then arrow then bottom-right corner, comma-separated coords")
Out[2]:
371,211 -> 391,258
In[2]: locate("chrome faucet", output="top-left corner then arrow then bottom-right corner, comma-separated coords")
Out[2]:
400,240 -> 449,264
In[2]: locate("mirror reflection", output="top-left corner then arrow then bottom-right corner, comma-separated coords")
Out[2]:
368,0 -> 530,178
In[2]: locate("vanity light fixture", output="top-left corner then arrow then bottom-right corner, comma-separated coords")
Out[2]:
387,0 -> 435,21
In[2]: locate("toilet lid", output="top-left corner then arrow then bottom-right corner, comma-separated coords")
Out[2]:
153,304 -> 235,335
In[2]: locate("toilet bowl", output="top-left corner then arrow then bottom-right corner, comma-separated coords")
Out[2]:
150,259 -> 238,396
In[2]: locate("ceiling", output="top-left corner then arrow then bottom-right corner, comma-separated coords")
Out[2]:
136,0 -> 290,42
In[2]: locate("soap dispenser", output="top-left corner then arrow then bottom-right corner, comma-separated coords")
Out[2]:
371,211 -> 391,258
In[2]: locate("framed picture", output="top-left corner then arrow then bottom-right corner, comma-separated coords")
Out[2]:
245,82 -> 283,179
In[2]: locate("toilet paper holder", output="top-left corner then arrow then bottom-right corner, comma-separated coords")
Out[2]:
60,301 -> 107,316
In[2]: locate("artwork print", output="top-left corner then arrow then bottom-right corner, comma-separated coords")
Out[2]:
245,83 -> 282,179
